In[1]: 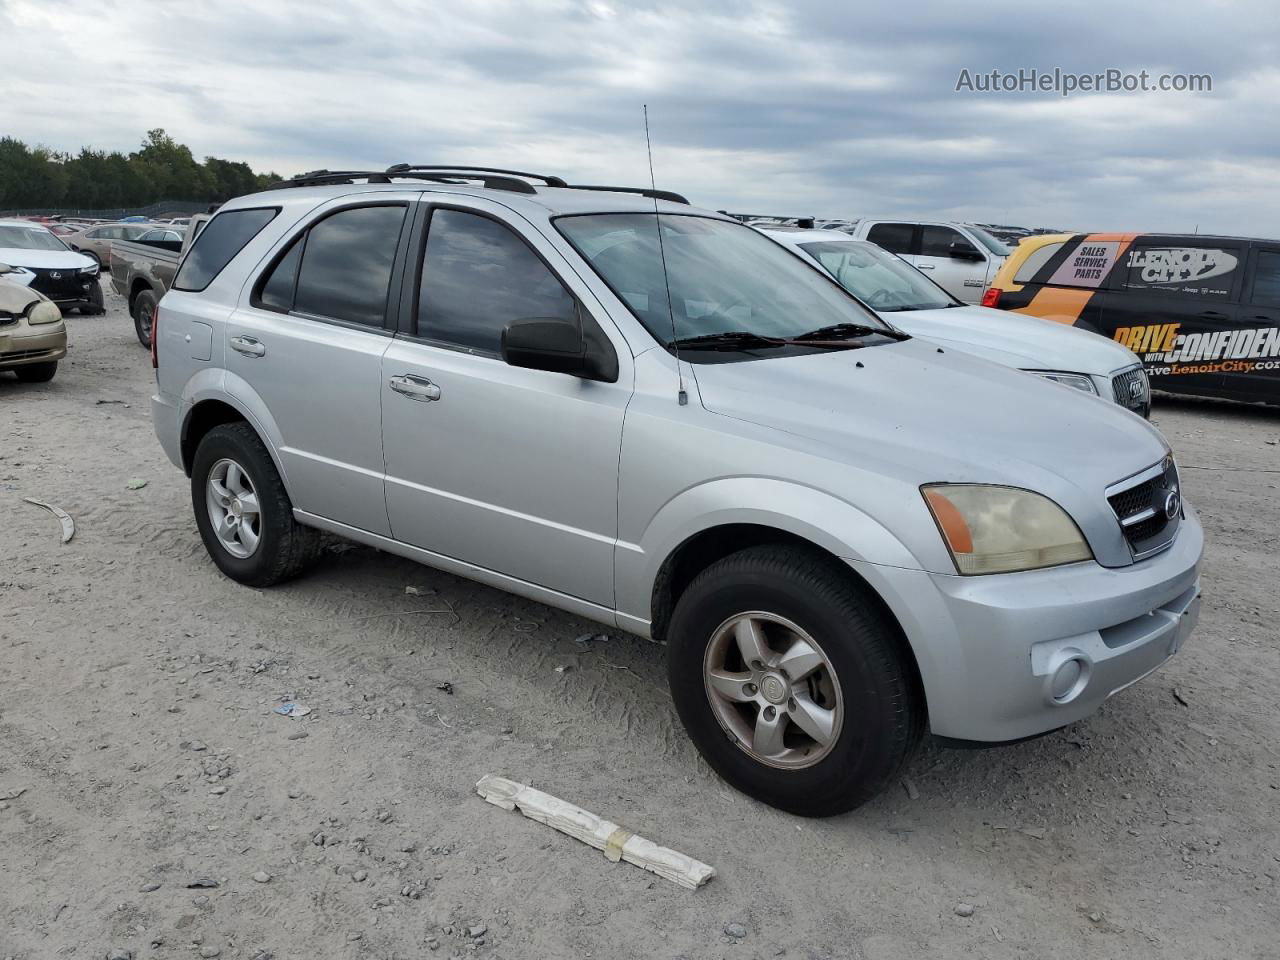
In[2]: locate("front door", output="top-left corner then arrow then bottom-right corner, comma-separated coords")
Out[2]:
911,224 -> 988,303
224,198 -> 415,536
380,201 -> 631,606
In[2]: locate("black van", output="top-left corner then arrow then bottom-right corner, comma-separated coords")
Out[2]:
985,232 -> 1280,407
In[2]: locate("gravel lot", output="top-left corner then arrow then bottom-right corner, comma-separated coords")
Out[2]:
2,284 -> 1278,960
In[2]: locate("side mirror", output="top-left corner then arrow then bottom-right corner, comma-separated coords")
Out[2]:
948,239 -> 984,261
501,315 -> 617,382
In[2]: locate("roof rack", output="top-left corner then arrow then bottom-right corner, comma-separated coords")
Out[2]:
267,166 -> 689,203
559,184 -> 690,205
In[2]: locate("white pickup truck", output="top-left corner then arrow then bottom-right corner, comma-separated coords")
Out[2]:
841,219 -> 1010,303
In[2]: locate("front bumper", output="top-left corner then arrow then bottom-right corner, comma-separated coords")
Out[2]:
850,501 -> 1204,742
0,323 -> 67,368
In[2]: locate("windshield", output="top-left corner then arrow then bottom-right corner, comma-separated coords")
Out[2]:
555,214 -> 891,351
0,225 -> 69,252
799,240 -> 955,311
967,226 -> 1011,257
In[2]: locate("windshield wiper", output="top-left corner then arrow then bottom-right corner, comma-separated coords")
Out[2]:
794,322 -> 911,341
668,330 -> 867,352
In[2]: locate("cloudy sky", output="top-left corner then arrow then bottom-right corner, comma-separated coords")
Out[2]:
4,0 -> 1277,233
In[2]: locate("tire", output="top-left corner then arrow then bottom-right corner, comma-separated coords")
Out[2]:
133,288 -> 158,348
191,422 -> 322,587
667,545 -> 924,817
13,361 -> 58,383
81,279 -> 105,315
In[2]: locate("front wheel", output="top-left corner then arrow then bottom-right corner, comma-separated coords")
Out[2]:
13,361 -> 58,383
667,545 -> 924,816
191,423 -> 321,587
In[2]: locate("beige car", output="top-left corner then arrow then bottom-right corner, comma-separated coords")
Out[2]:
63,222 -> 155,269
0,264 -> 67,382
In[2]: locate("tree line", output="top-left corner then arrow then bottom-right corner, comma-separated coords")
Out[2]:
0,129 -> 283,211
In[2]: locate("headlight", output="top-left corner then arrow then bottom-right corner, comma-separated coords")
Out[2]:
26,301 -> 63,325
78,263 -> 100,277
1029,371 -> 1098,394
922,484 -> 1092,575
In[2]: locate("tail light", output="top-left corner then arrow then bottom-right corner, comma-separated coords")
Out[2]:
980,287 -> 1002,308
150,306 -> 160,368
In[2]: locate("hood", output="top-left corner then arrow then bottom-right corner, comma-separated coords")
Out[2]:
691,337 -> 1167,566
881,305 -> 1138,376
0,276 -> 43,312
0,247 -> 96,271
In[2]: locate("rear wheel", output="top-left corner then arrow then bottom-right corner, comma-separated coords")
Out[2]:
14,361 -> 58,383
191,423 -> 321,587
133,289 -> 158,347
667,545 -> 924,816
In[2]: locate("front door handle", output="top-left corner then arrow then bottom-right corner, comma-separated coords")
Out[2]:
915,263 -> 935,270
389,374 -> 442,402
230,335 -> 266,357
1199,311 -> 1228,321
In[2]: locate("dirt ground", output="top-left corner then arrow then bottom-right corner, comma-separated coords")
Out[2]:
2,283 -> 1278,960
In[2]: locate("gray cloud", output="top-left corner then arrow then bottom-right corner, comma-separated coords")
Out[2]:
4,0 -> 1277,233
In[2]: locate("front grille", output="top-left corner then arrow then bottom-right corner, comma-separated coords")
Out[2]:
1107,457 -> 1181,558
28,267 -> 91,301
0,313 -> 17,327
1110,364 -> 1150,414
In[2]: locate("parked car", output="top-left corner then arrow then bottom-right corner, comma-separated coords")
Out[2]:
111,218 -> 205,346
847,218 -> 1010,303
984,232 -> 1280,407
761,228 -> 1150,416
62,222 -> 156,269
0,219 -> 104,314
0,264 -> 67,381
151,166 -> 1202,816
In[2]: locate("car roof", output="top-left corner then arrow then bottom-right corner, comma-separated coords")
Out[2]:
219,179 -> 722,221
0,219 -> 53,230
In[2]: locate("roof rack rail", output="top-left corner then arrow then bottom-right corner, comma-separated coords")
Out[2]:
268,167 -> 540,195
561,184 -> 690,205
386,164 -> 568,188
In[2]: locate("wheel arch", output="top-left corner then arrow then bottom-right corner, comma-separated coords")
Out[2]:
181,385 -> 289,488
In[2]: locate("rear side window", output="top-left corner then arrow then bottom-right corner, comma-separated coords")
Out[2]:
278,204 -> 407,327
417,209 -> 577,353
919,225 -> 970,258
1013,242 -> 1066,283
1120,243 -> 1241,299
174,207 -> 278,292
866,222 -> 914,255
1250,251 -> 1280,307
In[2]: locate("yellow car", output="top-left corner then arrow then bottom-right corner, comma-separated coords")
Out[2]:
0,264 -> 67,382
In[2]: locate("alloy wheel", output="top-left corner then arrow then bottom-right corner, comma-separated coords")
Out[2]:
205,458 -> 261,559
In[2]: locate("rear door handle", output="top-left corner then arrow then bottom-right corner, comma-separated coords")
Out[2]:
1199,311 -> 1228,321
389,374 -> 441,402
230,335 -> 266,357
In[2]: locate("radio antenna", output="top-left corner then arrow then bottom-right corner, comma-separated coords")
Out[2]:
644,104 -> 687,406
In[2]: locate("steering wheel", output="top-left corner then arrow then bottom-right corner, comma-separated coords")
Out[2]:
862,287 -> 900,309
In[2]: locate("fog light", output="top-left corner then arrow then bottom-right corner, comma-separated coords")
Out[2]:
1050,656 -> 1089,703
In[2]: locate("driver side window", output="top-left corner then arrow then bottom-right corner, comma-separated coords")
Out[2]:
417,209 -> 577,354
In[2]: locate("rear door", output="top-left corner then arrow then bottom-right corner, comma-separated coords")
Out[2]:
380,198 -> 632,606
912,224 -> 989,302
1230,244 -> 1280,405
1096,237 -> 1246,402
223,196 -> 416,536
862,222 -> 916,262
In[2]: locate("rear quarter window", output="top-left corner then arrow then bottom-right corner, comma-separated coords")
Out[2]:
1012,242 -> 1065,283
173,207 -> 279,292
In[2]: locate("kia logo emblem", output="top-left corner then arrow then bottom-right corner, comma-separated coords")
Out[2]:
1164,489 -> 1181,520
49,271 -> 61,280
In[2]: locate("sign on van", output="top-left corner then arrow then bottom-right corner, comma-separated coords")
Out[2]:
1126,247 -> 1238,285
1048,241 -> 1122,288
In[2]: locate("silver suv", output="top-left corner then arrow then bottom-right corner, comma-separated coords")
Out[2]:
151,166 -> 1203,816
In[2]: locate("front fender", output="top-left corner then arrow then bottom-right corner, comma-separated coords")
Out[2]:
614,476 -> 924,630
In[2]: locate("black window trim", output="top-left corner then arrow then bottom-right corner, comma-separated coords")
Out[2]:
172,205 -> 280,293
247,200 -> 412,336
399,200 -> 614,366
